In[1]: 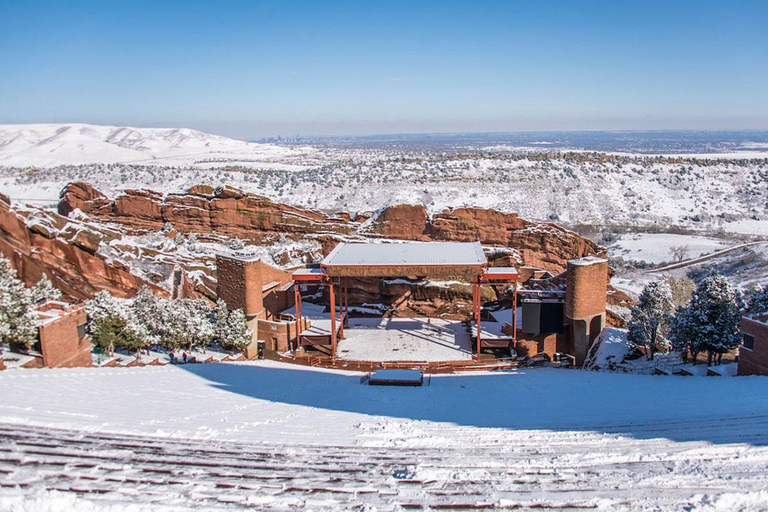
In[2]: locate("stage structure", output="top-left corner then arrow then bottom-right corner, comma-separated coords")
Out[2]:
292,242 -> 519,359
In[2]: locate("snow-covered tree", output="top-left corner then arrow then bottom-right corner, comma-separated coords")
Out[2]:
669,273 -> 744,366
182,299 -> 215,352
747,285 -> 768,314
214,298 -> 230,343
627,281 -> 674,360
31,276 -> 62,304
132,287 -> 164,336
87,291 -> 151,358
219,308 -> 252,354
86,291 -> 123,356
154,298 -> 214,352
0,257 -> 37,347
227,238 -> 245,250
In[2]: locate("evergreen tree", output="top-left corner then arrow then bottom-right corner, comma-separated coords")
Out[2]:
747,285 -> 768,314
86,291 -> 123,356
87,291 -> 151,358
627,281 -> 674,360
132,286 -> 163,336
31,276 -> 62,304
155,298 -> 214,353
0,257 -> 37,348
669,273 -> 744,366
214,299 -> 230,344
219,308 -> 252,354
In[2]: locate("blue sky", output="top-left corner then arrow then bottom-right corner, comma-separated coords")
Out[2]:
1,0 -> 767,138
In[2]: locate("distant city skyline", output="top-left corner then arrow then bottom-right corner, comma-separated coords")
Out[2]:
1,0 -> 767,139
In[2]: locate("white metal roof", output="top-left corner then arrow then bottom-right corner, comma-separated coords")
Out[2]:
322,242 -> 487,267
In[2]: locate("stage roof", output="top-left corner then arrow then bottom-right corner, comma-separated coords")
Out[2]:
320,241 -> 488,278
322,242 -> 486,267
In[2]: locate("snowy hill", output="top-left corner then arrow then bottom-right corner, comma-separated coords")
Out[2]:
0,123 -> 313,168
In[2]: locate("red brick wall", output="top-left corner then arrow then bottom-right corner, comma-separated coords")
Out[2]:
216,256 -> 294,320
565,259 -> 608,320
256,318 -> 305,352
38,307 -> 92,368
515,333 -> 566,358
739,317 -> 768,376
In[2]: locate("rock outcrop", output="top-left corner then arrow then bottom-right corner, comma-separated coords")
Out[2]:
362,204 -> 602,273
59,183 -> 356,241
0,198 -> 166,300
57,182 -> 603,276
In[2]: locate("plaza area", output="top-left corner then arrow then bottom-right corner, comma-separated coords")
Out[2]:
336,317 -> 472,362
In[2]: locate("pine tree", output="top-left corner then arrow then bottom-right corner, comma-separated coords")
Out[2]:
132,286 -> 163,336
747,285 -> 768,314
31,276 -> 62,304
627,281 -> 674,360
669,273 -> 744,366
219,308 -> 252,354
0,257 -> 37,348
214,299 -> 230,344
87,291 -> 151,358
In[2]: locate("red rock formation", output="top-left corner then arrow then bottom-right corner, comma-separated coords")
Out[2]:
363,204 -> 602,273
60,183 -> 355,241
1,199 -> 166,300
362,204 -> 431,240
431,207 -> 529,245
58,182 -> 602,275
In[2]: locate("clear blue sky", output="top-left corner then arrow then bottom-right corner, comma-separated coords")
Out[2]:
1,0 -> 767,138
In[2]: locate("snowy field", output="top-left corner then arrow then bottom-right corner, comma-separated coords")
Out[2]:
337,317 -> 472,362
1,362 -> 768,510
608,233 -> 730,265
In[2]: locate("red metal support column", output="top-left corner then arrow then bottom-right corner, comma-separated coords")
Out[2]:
338,279 -> 344,340
344,279 -> 349,326
329,281 -> 337,359
512,280 -> 518,348
475,278 -> 482,359
294,284 -> 301,347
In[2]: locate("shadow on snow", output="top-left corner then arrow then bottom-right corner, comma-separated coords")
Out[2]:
180,362 -> 768,446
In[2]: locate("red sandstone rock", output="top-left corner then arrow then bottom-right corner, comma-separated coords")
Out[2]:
57,182 -> 112,217
362,204 -> 431,240
60,184 -> 355,241
58,182 -> 602,274
0,201 -> 166,300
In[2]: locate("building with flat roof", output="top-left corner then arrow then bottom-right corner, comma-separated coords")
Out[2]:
739,312 -> 768,376
2,301 -> 92,369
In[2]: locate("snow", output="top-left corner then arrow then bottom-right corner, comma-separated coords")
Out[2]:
0,123 -> 313,169
722,219 -> 768,236
323,241 -> 486,267
337,317 -> 472,361
3,125 -> 767,236
1,362 -> 768,509
609,233 -> 731,265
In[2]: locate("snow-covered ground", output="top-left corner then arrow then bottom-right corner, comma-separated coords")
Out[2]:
608,233 -> 730,265
1,362 -> 768,510
337,317 -> 472,362
2,124 -> 768,235
0,124 -> 315,169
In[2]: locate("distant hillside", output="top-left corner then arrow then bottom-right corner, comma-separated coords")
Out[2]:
0,123 -> 311,168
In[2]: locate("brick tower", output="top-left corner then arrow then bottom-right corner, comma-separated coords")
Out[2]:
215,251 -> 265,335
565,256 -> 608,365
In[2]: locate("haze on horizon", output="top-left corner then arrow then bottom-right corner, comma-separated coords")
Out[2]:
1,0 -> 767,139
